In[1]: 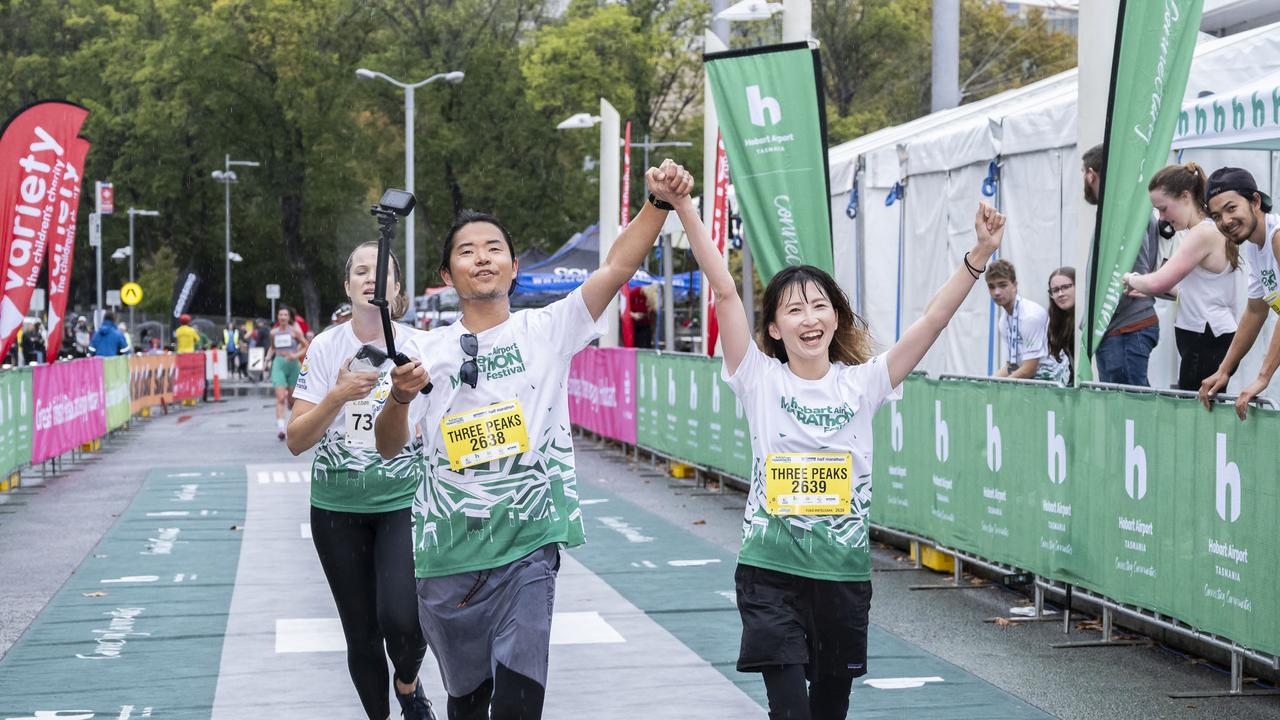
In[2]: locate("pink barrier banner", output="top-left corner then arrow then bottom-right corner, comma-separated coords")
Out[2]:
32,357 -> 106,464
568,346 -> 637,445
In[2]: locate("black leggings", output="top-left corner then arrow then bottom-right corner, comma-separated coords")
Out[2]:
1175,325 -> 1234,391
447,662 -> 546,720
762,664 -> 855,720
311,506 -> 427,720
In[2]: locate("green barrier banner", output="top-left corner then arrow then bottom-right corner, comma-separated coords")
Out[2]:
637,352 -> 750,479
104,355 -> 131,431
705,43 -> 833,283
870,377 -> 1278,657
1083,0 -> 1203,377
0,368 -> 33,477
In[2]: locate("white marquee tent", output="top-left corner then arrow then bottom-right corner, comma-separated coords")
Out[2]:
827,21 -> 1280,398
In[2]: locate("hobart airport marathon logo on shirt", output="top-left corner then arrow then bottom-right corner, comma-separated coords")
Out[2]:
779,396 -> 854,431
451,342 -> 528,388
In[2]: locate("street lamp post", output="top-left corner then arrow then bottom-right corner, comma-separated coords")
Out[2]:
355,68 -> 465,307
126,207 -> 159,329
213,155 -> 259,329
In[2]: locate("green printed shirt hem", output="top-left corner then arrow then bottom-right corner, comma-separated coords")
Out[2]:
737,551 -> 871,583
309,463 -> 420,514
414,531 -> 583,579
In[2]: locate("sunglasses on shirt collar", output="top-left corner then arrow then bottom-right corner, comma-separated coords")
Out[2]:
459,333 -> 479,389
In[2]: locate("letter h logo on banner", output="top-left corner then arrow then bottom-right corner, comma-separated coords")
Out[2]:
1046,411 -> 1066,484
986,404 -> 1002,472
746,85 -> 781,127
934,401 -> 948,463
890,401 -> 904,453
1215,433 -> 1241,523
1125,419 -> 1146,500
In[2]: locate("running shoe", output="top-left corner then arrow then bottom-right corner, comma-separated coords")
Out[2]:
276,430 -> 285,441
396,681 -> 436,720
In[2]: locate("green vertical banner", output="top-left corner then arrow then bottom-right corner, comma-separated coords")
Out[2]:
1083,0 -> 1204,377
705,43 -> 833,283
104,355 -> 131,431
0,367 -> 33,476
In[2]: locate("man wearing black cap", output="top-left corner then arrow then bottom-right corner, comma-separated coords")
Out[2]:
1198,167 -> 1279,419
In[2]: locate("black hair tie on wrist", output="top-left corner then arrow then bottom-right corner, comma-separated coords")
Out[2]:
964,252 -> 986,280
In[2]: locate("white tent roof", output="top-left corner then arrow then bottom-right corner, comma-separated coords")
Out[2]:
826,20 -> 1280,185
1202,0 -> 1280,36
1174,69 -> 1280,151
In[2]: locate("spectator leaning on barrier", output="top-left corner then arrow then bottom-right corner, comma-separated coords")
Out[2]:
1043,267 -> 1076,385
1082,144 -> 1161,386
986,259 -> 1048,379
1198,167 -> 1280,419
89,313 -> 129,357
1122,163 -> 1239,392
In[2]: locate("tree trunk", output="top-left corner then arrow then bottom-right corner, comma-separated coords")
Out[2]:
280,130 -> 320,329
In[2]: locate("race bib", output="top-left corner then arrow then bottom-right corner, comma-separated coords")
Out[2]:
764,452 -> 853,516
273,333 -> 294,349
344,399 -> 375,449
440,400 -> 529,471
1265,290 -> 1280,315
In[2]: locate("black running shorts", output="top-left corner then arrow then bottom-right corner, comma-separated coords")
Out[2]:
734,563 -> 872,679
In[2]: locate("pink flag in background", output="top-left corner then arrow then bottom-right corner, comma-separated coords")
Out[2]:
32,357 -> 106,464
45,137 -> 91,359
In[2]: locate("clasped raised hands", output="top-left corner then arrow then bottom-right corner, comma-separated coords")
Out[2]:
647,158 -> 694,208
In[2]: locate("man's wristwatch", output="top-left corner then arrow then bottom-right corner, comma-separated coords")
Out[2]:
648,193 -> 675,211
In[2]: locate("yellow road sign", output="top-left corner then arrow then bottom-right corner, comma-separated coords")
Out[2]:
120,282 -> 144,306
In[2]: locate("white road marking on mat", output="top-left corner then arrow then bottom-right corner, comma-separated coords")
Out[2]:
717,590 -> 737,605
550,611 -> 625,645
272,471 -> 286,484
300,523 -> 311,539
597,516 -> 654,543
580,498 -> 609,505
276,612 -> 626,654
668,559 -> 721,567
286,471 -> 303,484
174,573 -> 186,583
146,511 -> 189,517
257,472 -> 271,484
101,576 -> 159,584
863,676 -> 945,690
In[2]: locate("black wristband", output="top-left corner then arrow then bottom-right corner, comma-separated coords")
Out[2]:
648,192 -> 675,211
963,252 -> 986,280
389,388 -> 414,405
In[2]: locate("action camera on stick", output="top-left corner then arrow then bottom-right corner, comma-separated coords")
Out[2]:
364,187 -> 432,395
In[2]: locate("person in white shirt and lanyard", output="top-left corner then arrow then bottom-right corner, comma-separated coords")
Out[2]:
670,186 -> 1005,718
374,160 -> 693,720
1198,167 -> 1280,419
985,259 -> 1049,378
284,242 -> 436,719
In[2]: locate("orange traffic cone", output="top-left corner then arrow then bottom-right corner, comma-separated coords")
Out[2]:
212,349 -> 222,402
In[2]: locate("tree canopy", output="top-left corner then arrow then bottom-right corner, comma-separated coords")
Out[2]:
0,0 -> 1074,325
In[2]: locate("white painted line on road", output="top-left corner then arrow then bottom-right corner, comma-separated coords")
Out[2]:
272,471 -> 286,484
257,472 -> 271,484
550,611 -> 625,646
287,471 -> 303,484
101,576 -> 159,584
169,472 -> 203,478
580,498 -> 609,505
863,676 -> 945,690
597,516 -> 654,543
146,511 -> 189,517
300,523 -> 311,539
717,590 -> 736,605
277,611 -> 627,654
668,559 -> 721,567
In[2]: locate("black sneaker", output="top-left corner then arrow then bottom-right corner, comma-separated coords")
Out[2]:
396,681 -> 436,720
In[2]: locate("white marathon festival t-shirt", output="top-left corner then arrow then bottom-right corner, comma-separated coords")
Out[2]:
402,288 -> 606,578
1244,213 -> 1280,313
293,322 -> 425,514
997,296 -> 1049,372
723,342 -> 902,582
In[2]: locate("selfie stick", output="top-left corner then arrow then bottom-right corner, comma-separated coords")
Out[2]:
368,188 -> 432,394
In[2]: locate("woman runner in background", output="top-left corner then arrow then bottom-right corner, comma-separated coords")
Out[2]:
264,305 -> 308,440
673,193 -> 1004,719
